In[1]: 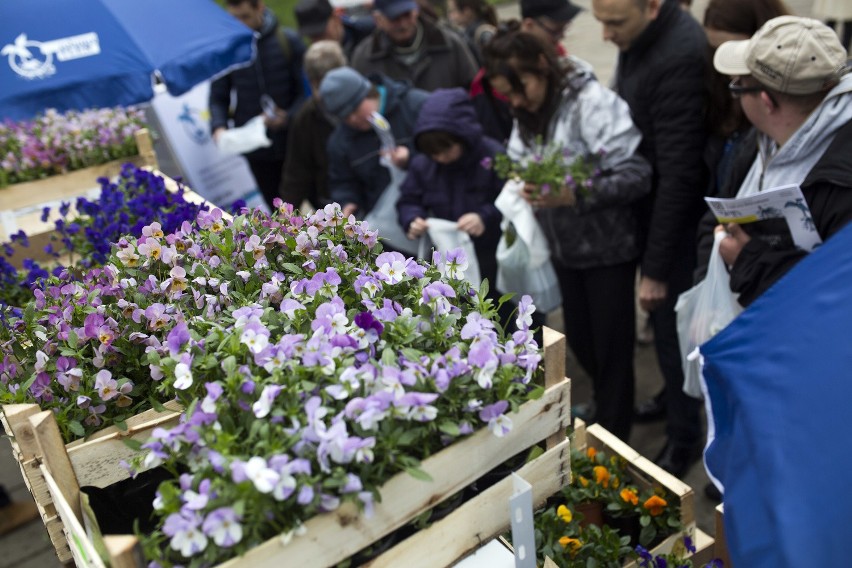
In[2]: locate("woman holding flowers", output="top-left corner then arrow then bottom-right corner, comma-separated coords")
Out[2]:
484,31 -> 651,440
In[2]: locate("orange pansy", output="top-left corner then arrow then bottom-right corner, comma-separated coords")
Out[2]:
593,465 -> 610,487
643,495 -> 668,516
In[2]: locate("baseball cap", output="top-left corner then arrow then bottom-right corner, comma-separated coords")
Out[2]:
714,15 -> 847,95
374,0 -> 419,20
295,0 -> 333,38
520,0 -> 581,24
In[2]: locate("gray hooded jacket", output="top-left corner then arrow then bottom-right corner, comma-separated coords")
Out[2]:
507,57 -> 652,268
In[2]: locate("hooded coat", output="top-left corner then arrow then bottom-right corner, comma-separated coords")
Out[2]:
695,74 -> 852,306
326,74 -> 429,214
397,87 -> 505,299
397,88 -> 504,250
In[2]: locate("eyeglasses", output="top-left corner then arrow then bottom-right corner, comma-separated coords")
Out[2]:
728,78 -> 765,98
728,78 -> 778,106
535,18 -> 568,40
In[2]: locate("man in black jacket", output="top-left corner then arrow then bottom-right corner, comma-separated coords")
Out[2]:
592,0 -> 708,476
210,0 -> 306,209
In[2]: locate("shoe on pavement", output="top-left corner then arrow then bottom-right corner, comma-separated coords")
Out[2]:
653,441 -> 703,479
0,500 -> 40,536
634,391 -> 666,423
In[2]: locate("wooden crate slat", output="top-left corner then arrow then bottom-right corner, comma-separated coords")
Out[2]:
104,535 -> 145,568
68,402 -> 183,488
215,378 -> 569,568
41,464 -> 105,568
365,438 -> 571,568
714,504 -> 731,568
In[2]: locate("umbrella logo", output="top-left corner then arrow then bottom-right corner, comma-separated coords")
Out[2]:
3,32 -> 100,80
178,103 -> 211,145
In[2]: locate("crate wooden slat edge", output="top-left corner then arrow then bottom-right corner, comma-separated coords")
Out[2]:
366,438 -> 572,568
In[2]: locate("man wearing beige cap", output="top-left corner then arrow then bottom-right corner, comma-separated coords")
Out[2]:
709,15 -> 852,305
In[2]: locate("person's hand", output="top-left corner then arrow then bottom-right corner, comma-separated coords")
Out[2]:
457,213 -> 485,237
717,223 -> 751,267
387,146 -> 410,169
213,127 -> 226,144
521,182 -> 576,208
639,275 -> 667,312
264,108 -> 288,130
342,203 -> 359,217
407,217 -> 428,240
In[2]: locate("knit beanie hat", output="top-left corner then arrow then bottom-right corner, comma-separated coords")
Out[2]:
319,67 -> 372,121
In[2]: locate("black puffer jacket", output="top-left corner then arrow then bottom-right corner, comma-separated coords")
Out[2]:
694,118 -> 852,306
209,10 -> 306,161
613,0 -> 709,281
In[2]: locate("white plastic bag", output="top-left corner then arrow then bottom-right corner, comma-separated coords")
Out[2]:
495,224 -> 562,313
216,115 -> 271,155
493,179 -> 562,312
426,218 -> 481,287
363,166 -> 422,256
676,231 -> 743,398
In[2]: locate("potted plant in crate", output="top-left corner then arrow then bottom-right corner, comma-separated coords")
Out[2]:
0,107 -> 145,188
1,200 -> 549,567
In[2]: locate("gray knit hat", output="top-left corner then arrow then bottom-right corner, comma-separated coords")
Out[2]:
319,67 -> 372,121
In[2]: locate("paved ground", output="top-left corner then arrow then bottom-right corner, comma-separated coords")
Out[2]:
0,0 -> 819,565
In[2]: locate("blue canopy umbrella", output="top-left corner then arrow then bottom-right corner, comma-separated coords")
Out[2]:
0,0 -> 255,120
701,221 -> 852,567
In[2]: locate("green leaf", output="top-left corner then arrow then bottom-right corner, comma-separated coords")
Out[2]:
122,438 -> 143,451
149,397 -> 166,412
68,421 -> 85,437
221,355 -> 237,375
527,385 -> 545,400
66,330 -> 79,349
282,263 -> 302,275
397,429 -> 419,446
405,467 -> 433,482
639,523 -> 656,546
526,444 -> 544,462
438,421 -> 460,437
114,419 -> 128,431
639,514 -> 651,527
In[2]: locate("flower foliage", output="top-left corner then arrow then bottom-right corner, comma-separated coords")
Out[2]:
0,107 -> 146,188
634,535 -> 725,568
0,164 -> 208,308
483,137 -> 603,198
0,200 -> 543,567
527,445 -> 685,566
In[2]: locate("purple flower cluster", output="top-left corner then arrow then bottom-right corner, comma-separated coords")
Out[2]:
2,199 -> 543,567
0,107 -> 145,187
0,164 -> 207,308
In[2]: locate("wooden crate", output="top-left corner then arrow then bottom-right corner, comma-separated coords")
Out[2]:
0,167 -> 217,564
3,329 -> 570,568
3,165 -> 215,269
0,128 -> 157,242
714,503 -> 731,568
566,420 -> 713,567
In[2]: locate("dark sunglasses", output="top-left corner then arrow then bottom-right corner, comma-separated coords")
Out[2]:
729,78 -> 778,106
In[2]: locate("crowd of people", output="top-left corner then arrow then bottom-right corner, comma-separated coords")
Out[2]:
204,0 -> 851,512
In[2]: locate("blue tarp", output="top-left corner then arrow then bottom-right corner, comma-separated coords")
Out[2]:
702,221 -> 852,567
